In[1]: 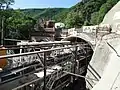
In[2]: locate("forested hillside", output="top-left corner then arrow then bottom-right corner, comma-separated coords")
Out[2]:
0,0 -> 119,42
53,0 -> 119,28
18,0 -> 119,28
0,0 -> 67,41
21,8 -> 67,19
0,0 -> 37,42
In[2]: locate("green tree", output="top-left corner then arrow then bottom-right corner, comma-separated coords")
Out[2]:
65,11 -> 84,28
53,9 -> 69,23
97,0 -> 119,23
0,0 -> 14,8
63,0 -> 119,27
90,12 -> 99,25
6,10 -> 36,39
0,0 -> 36,42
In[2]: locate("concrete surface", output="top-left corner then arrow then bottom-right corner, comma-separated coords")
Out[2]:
91,34 -> 120,90
86,1 -> 120,89
102,1 -> 120,33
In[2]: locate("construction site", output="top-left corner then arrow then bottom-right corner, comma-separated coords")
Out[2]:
1,1 -> 120,90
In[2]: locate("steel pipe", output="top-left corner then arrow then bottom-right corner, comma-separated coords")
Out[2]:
0,45 -> 78,59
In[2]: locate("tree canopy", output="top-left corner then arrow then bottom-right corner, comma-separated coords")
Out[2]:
0,0 -> 119,45
5,10 -> 36,40
0,0 -> 36,45
53,0 -> 119,28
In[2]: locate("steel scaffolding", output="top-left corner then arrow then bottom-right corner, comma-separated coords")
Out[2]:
0,41 -> 93,90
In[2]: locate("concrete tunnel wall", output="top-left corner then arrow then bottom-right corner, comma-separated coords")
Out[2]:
62,36 -> 94,90
62,35 -> 105,89
62,34 -> 120,90
61,35 -> 95,68
90,33 -> 120,90
62,35 -> 95,50
62,2 -> 120,89
86,38 -> 111,89
86,1 -> 120,90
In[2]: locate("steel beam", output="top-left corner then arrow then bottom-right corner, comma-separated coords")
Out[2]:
63,71 -> 98,81
43,52 -> 47,90
4,41 -> 71,48
0,46 -> 78,59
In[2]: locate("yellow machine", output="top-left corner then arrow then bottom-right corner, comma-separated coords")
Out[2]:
0,47 -> 8,69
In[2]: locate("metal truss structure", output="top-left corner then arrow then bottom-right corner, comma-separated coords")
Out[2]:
0,41 -> 93,90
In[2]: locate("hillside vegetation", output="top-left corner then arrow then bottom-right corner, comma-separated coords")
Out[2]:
20,0 -> 119,28
53,0 -> 119,28
0,0 -> 119,43
21,8 -> 67,20
0,0 -> 37,42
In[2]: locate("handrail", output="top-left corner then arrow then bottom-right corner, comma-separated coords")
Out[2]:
0,45 -> 78,59
3,41 -> 71,48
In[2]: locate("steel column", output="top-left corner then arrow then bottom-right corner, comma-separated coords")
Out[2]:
43,52 -> 47,90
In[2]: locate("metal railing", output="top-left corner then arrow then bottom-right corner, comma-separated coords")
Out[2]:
0,41 -> 93,90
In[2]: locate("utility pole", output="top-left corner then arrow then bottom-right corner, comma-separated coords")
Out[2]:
1,16 -> 4,45
1,6 -> 5,45
43,52 -> 47,90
